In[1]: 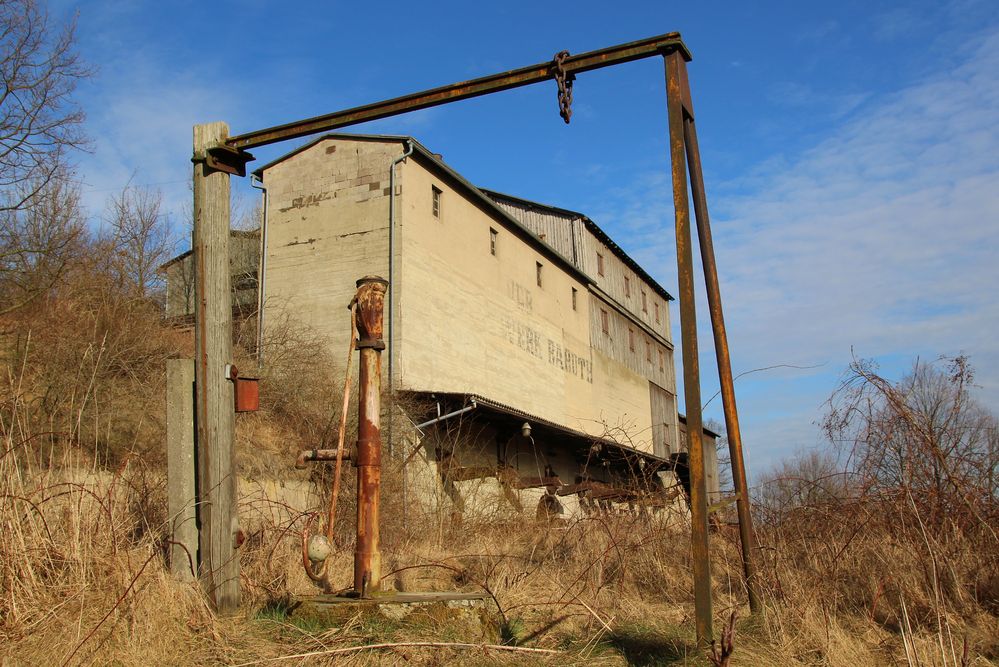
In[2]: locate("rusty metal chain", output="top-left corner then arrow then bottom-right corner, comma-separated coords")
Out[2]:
552,50 -> 575,123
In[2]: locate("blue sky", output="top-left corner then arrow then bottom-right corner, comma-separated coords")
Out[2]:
55,0 -> 999,478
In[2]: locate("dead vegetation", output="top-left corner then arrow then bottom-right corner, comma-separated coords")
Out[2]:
1,1 -> 993,662
1,196 -> 997,663
0,159 -> 995,663
2,305 -> 998,666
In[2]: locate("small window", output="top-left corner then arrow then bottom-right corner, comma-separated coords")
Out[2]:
645,339 -> 652,362
628,328 -> 635,352
489,228 -> 498,256
659,349 -> 665,372
600,309 -> 609,334
571,287 -> 578,311
655,302 -> 660,324
642,290 -> 648,313
597,253 -> 605,277
432,186 -> 442,218
624,276 -> 631,297
536,261 -> 543,287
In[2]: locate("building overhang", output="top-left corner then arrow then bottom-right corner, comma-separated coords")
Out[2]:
406,390 -> 672,470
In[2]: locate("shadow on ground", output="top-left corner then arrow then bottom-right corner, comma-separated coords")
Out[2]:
605,627 -> 702,666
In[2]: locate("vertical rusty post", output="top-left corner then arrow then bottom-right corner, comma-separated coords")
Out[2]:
678,59 -> 762,614
353,275 -> 387,596
664,48 -> 713,645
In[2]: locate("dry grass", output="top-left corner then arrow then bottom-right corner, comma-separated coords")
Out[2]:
3,429 -> 996,666
2,307 -> 997,665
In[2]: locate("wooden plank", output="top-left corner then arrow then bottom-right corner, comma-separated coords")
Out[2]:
166,358 -> 196,581
307,591 -> 490,606
193,121 -> 240,613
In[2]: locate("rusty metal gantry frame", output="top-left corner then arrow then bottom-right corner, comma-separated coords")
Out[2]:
191,31 -> 760,641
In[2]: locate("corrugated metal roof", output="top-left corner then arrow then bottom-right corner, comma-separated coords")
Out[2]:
479,188 -> 674,303
678,413 -> 721,439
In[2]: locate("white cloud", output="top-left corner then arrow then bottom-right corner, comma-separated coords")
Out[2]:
590,27 -> 999,474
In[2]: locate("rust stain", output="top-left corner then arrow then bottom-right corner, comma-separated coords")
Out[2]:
279,191 -> 332,212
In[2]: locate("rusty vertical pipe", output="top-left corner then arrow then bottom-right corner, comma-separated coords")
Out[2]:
353,275 -> 387,597
681,101 -> 763,614
664,49 -> 713,645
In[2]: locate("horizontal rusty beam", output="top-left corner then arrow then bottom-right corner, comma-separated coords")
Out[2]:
226,32 -> 691,151
512,475 -> 562,490
558,479 -> 639,500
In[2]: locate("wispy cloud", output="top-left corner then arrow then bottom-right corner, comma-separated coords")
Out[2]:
589,27 -> 999,474
869,8 -> 924,42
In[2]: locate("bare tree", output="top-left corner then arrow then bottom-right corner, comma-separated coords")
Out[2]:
0,0 -> 89,214
0,171 -> 84,314
823,355 -> 998,529
755,448 -> 851,520
102,184 -> 174,298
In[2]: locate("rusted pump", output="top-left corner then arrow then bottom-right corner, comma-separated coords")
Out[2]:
296,276 -> 387,597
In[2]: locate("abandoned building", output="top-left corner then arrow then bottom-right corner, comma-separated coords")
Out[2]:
163,228 -> 260,324
163,133 -> 721,517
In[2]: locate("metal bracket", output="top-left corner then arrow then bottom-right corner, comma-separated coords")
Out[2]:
355,338 -> 386,350
193,144 -> 255,177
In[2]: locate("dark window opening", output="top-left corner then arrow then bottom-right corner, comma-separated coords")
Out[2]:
432,185 -> 442,218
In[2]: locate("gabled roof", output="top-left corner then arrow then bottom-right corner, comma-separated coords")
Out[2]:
254,133 -> 592,287
479,188 -> 674,303
678,413 -> 721,439
253,133 -> 673,303
159,229 -> 259,271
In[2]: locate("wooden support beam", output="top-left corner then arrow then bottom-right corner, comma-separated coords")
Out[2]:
166,358 -> 197,581
193,121 -> 240,613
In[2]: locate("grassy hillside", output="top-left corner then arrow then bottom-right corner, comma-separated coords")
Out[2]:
1,292 -> 996,665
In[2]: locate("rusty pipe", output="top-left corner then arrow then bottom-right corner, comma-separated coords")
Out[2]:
295,448 -> 356,469
297,301 -> 359,592
352,275 -> 387,597
326,302 -> 358,547
665,49 -> 713,645
227,34 -> 691,150
682,107 -> 763,614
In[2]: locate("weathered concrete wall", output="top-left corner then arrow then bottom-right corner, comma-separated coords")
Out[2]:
258,136 -> 686,460
262,137 -> 409,383
164,230 -> 259,319
396,155 -> 656,453
488,194 -> 673,345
